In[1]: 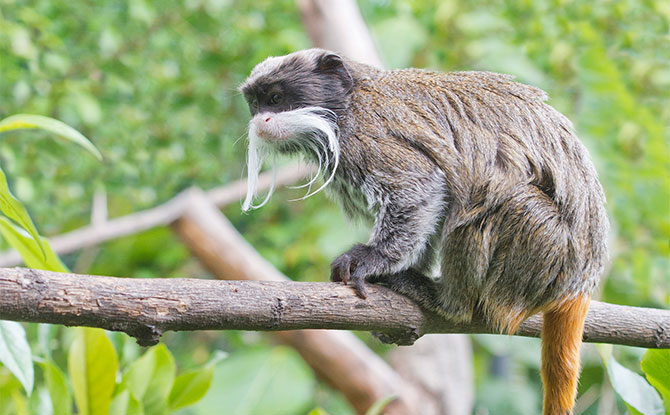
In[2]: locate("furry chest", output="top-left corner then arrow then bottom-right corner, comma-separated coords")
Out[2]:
326,176 -> 376,222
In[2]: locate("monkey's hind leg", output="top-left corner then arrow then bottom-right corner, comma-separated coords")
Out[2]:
541,294 -> 590,415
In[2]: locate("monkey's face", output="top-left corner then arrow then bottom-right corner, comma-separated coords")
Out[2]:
239,49 -> 352,144
240,49 -> 352,114
238,49 -> 352,210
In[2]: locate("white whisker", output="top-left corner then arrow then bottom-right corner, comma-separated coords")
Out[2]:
289,146 -> 321,190
290,116 -> 340,201
243,106 -> 340,210
232,131 -> 248,146
242,123 -> 271,211
254,154 -> 277,209
289,143 -> 323,200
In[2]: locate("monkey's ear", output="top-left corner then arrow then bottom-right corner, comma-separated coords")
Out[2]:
317,53 -> 344,71
317,53 -> 353,92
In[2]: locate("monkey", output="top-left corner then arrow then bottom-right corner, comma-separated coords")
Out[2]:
239,48 -> 608,415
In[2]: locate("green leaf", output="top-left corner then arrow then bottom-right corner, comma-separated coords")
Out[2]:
141,345 -> 175,415
0,168 -> 45,258
0,217 -> 67,272
109,389 -> 144,415
608,357 -> 662,415
119,345 -> 156,400
306,409 -> 329,415
119,344 -> 175,415
598,346 -> 664,415
641,349 -> 670,413
39,360 -> 71,415
0,369 -> 29,415
68,328 -> 118,415
0,321 -> 33,396
0,114 -> 101,263
28,386 -> 53,415
168,365 -> 214,411
596,343 -> 613,362
165,348 -> 226,411
194,346 -> 315,415
365,395 -> 396,415
36,324 -> 54,361
0,114 -> 102,161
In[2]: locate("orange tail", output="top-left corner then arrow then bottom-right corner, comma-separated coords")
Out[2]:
541,294 -> 590,415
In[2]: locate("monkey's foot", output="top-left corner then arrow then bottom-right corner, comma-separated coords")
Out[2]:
370,269 -> 443,314
330,243 -> 380,299
373,271 -> 475,324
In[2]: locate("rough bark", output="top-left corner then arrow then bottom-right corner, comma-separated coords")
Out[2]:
1,267 -> 668,349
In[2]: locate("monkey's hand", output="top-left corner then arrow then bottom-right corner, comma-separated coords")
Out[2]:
330,243 -> 382,299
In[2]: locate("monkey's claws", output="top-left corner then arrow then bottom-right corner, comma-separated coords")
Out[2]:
330,244 -> 373,299
351,274 -> 368,299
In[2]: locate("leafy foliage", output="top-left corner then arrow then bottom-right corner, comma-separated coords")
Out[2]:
0,114 -> 102,161
641,350 -> 670,413
68,328 -> 118,415
0,112 -> 102,270
0,321 -> 33,397
0,116 -> 215,413
598,344 -> 664,415
195,346 -> 315,415
0,0 -> 667,414
38,360 -> 71,415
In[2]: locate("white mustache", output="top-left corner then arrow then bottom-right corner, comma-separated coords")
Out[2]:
242,107 -> 340,211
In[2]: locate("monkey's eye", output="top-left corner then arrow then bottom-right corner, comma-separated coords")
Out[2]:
269,93 -> 283,105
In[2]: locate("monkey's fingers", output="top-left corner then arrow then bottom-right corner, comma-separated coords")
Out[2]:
330,254 -> 351,284
351,276 -> 368,299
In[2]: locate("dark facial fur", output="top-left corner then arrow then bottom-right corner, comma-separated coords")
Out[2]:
239,50 -> 354,210
240,49 -> 352,118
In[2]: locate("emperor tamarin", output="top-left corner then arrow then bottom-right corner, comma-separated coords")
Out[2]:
239,49 -> 608,415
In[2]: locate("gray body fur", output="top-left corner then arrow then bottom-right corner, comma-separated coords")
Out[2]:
240,49 -> 609,333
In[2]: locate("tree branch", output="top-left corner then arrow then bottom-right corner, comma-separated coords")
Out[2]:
297,0 -> 384,67
1,267 -> 667,349
0,165 -> 311,267
173,189 -> 423,415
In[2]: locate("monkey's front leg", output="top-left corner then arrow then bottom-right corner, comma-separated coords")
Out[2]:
331,183 -> 445,298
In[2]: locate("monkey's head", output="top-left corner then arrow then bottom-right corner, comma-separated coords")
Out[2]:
239,49 -> 353,211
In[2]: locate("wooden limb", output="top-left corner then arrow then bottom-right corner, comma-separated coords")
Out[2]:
274,330 -> 418,414
0,165 -> 310,267
389,335 -> 475,415
172,187 -> 420,415
297,0 -> 383,67
0,268 -> 668,350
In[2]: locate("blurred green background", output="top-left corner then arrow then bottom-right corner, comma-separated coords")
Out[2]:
0,0 -> 668,414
